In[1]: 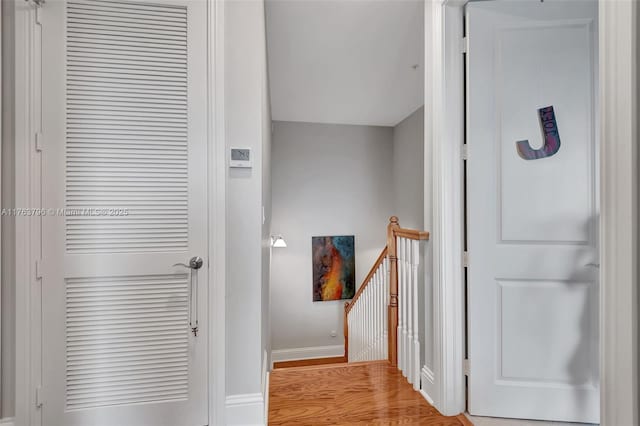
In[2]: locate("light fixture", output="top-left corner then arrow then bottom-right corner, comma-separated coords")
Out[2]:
271,235 -> 287,248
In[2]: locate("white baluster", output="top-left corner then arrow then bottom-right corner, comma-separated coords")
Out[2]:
412,239 -> 421,389
348,310 -> 351,362
360,298 -> 364,362
397,236 -> 403,372
376,268 -> 381,359
404,238 -> 410,378
368,282 -> 372,360
357,301 -> 361,361
398,238 -> 407,375
351,305 -> 355,361
407,239 -> 413,381
383,257 -> 389,360
406,238 -> 414,383
371,275 -> 375,360
377,265 -> 382,359
360,298 -> 364,361
354,303 -> 358,361
368,278 -> 372,361
405,238 -> 411,378
369,283 -> 372,361
372,270 -> 377,359
378,266 -> 387,359
378,265 -> 383,358
363,285 -> 368,361
360,287 -> 364,362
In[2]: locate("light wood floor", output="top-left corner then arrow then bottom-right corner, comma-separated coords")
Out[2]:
268,360 -> 471,425
273,356 -> 346,369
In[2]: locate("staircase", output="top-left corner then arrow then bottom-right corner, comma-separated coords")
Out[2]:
344,216 -> 429,390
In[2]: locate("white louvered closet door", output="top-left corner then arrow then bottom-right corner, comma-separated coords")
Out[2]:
41,1 -> 209,425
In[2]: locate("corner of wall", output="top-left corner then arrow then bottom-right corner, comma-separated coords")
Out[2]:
225,394 -> 265,426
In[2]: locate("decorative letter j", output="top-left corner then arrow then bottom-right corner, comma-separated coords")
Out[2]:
516,106 -> 561,160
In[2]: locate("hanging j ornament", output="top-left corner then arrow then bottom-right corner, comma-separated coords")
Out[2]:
516,105 -> 561,160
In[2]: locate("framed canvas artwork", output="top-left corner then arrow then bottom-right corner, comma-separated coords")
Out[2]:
312,235 -> 355,302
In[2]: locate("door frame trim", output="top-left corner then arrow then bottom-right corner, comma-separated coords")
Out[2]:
14,1 -> 40,424
598,1 -> 638,424
428,0 -> 638,422
12,1 -> 228,424
426,0 -> 466,416
208,0 -> 227,425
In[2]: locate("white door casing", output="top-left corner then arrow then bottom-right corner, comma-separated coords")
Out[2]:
466,0 -> 599,423
41,0 -> 209,425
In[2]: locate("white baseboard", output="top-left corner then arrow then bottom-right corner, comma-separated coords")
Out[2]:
419,388 -> 435,405
0,418 -> 15,426
225,393 -> 265,426
262,349 -> 269,424
420,366 -> 436,405
264,371 -> 270,424
271,344 -> 344,362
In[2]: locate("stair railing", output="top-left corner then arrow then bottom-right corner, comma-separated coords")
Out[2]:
344,216 -> 429,389
344,247 -> 389,362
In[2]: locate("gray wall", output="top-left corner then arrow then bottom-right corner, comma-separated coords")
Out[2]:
270,121 -> 394,352
392,106 -> 424,230
225,0 -> 271,403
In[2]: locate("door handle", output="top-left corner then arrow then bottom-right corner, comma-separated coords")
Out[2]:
173,256 -> 204,336
173,256 -> 203,270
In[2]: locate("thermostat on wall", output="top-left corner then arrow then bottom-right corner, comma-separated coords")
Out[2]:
229,148 -> 252,168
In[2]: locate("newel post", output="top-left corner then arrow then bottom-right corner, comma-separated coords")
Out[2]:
343,301 -> 349,361
387,216 -> 400,366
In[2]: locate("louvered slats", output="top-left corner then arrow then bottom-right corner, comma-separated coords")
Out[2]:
66,274 -> 190,411
65,0 -> 189,254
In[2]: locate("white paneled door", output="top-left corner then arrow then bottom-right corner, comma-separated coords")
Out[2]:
466,0 -> 599,423
41,0 -> 208,425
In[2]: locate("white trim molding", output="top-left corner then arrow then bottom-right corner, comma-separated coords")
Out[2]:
599,0 -> 639,425
270,345 -> 344,363
0,418 -> 15,426
428,0 -> 466,416
208,0 -> 227,424
14,1 -> 42,425
262,351 -> 270,426
225,394 -> 265,426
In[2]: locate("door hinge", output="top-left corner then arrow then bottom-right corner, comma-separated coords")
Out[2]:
35,385 -> 44,408
35,5 -> 43,23
25,0 -> 45,7
463,359 -> 470,376
35,132 -> 43,152
35,259 -> 42,280
462,36 -> 468,54
462,251 -> 469,268
463,144 -> 468,160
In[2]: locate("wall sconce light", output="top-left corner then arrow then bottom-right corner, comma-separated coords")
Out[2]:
271,235 -> 287,248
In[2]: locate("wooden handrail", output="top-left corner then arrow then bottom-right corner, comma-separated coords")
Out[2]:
345,246 -> 388,316
394,228 -> 430,241
344,216 -> 429,364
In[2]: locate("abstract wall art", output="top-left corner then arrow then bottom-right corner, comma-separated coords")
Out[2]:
312,235 -> 355,302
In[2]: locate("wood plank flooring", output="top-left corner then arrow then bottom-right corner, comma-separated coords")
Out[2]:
269,361 -> 471,425
273,356 -> 346,369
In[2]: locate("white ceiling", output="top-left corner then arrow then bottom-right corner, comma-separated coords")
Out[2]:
265,0 -> 425,127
